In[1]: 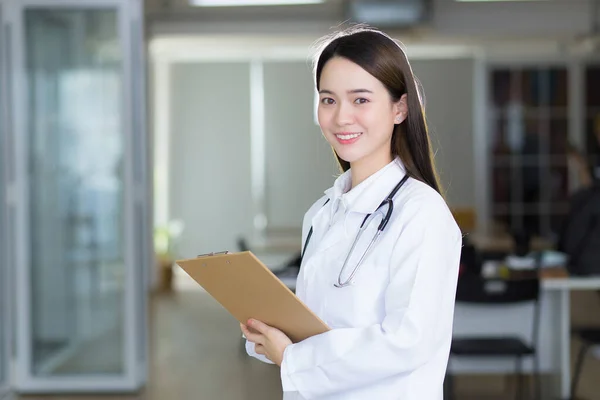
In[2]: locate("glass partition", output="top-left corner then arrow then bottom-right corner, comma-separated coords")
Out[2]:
5,0 -> 148,392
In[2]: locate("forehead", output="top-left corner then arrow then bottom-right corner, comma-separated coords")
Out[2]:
320,57 -> 385,92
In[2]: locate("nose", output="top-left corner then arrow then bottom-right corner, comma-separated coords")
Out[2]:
335,102 -> 354,126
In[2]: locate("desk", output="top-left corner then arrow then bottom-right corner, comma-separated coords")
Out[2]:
543,277 -> 600,399
467,231 -> 553,253
451,273 -> 600,399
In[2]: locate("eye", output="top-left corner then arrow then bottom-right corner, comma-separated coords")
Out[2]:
321,97 -> 335,105
354,98 -> 369,104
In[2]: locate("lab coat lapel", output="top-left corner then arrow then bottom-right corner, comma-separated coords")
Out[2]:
306,199 -> 348,258
303,171 -> 352,258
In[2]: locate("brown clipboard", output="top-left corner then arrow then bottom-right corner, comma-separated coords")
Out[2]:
175,251 -> 330,343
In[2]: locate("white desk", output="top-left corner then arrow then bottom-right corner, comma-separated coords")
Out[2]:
544,277 -> 600,399
451,276 -> 600,399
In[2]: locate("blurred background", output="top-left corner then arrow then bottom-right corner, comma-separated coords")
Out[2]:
1,0 -> 600,399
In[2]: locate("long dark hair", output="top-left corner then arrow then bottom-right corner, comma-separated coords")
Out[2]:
313,26 -> 442,194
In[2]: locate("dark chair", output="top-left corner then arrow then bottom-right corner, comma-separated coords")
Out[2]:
571,327 -> 600,399
236,237 -> 250,252
445,273 -> 542,400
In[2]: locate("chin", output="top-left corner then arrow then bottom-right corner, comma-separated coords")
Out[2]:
333,148 -> 364,164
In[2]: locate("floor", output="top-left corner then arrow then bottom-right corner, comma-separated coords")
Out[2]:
9,271 -> 600,400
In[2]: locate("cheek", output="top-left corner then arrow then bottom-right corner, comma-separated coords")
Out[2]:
357,109 -> 391,135
317,108 -> 331,130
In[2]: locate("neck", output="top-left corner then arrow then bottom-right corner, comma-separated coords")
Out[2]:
350,153 -> 394,188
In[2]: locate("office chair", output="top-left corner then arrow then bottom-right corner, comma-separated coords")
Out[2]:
571,326 -> 600,399
445,273 -> 542,400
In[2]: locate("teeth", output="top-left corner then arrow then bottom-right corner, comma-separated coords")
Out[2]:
336,133 -> 362,140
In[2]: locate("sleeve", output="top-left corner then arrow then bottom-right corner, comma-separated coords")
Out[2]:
279,198 -> 462,399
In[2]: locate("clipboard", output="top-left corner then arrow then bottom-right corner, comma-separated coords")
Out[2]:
175,251 -> 330,343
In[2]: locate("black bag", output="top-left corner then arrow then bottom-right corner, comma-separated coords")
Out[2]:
558,183 -> 600,276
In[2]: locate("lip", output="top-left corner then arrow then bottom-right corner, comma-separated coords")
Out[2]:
334,132 -> 362,145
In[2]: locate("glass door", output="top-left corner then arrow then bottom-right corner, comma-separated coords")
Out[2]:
3,0 -> 148,393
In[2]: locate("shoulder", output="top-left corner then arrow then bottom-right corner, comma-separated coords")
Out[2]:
303,194 -> 329,223
304,195 -> 329,220
301,194 -> 329,243
393,177 -> 462,243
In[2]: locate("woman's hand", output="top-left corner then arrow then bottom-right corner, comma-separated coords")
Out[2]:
240,319 -> 292,366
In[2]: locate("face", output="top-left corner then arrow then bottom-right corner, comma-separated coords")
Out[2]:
317,56 -> 407,169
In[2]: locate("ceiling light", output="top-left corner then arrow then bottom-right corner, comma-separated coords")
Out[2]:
190,0 -> 324,6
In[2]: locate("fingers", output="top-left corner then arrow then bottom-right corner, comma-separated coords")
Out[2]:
240,323 -> 250,340
254,343 -> 266,355
241,322 -> 264,344
240,323 -> 253,338
255,344 -> 273,363
247,319 -> 271,335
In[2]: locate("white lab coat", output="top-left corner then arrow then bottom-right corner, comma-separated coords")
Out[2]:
245,157 -> 462,400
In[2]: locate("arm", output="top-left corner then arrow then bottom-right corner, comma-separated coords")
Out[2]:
280,199 -> 462,399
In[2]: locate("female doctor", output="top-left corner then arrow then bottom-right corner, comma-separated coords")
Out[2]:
240,26 -> 462,400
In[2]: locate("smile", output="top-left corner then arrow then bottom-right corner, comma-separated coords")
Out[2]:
335,132 -> 362,140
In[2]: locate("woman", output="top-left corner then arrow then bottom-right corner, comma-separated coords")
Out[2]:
241,26 -> 462,400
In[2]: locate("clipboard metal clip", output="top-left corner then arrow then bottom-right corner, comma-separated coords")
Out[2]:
197,251 -> 229,258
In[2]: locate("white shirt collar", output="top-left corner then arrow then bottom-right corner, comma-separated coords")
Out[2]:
324,157 -> 407,215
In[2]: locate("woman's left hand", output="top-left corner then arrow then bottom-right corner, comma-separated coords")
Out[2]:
240,319 -> 292,366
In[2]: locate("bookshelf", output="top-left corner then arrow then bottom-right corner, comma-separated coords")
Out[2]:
488,66 -> 570,239
585,65 -> 600,180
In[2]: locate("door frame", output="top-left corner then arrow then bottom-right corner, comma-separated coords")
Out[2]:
0,0 -> 12,396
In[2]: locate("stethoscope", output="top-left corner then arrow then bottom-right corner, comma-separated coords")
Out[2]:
301,174 -> 410,288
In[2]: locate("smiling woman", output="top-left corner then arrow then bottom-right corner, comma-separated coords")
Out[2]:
317,57 -> 407,188
314,28 -> 440,193
242,25 -> 462,400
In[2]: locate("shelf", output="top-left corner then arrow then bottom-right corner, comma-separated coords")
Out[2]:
586,107 -> 600,115
487,64 -> 590,237
491,155 -> 568,166
490,67 -> 569,109
491,203 -> 570,215
489,107 -> 569,119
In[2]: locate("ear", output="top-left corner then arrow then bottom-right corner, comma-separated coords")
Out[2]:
393,94 -> 408,125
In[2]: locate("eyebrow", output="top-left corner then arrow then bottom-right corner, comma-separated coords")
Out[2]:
319,89 -> 374,95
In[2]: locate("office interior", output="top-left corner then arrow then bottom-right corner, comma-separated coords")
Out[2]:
1,0 -> 600,399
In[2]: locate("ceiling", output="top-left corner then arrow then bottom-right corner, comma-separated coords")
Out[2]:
144,0 -> 600,55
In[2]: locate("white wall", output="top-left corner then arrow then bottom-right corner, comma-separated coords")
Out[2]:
168,62 -> 254,258
263,61 -> 338,230
165,55 -> 476,256
411,58 -> 475,208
